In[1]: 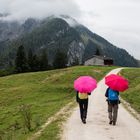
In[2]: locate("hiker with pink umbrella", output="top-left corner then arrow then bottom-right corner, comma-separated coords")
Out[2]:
74,76 -> 97,124
105,74 -> 128,125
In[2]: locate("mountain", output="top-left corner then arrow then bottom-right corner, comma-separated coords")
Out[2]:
0,16 -> 139,68
74,24 -> 139,66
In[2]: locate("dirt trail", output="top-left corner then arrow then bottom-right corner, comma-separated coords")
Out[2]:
62,68 -> 140,140
28,102 -> 73,140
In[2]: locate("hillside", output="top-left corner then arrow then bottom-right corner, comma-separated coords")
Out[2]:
121,68 -> 140,113
0,66 -> 114,140
0,16 -> 139,68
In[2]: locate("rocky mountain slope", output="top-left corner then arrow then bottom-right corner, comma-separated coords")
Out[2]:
0,16 -> 138,68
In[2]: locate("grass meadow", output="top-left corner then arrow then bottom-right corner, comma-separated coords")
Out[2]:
0,66 -> 115,140
121,68 -> 140,113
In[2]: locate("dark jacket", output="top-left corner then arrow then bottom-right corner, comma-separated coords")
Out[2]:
76,91 -> 79,102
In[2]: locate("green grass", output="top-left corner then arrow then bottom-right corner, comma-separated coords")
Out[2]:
121,68 -> 140,113
37,117 -> 64,140
37,103 -> 74,140
0,66 -> 115,140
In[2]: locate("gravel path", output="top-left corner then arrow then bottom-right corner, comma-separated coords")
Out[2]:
62,68 -> 140,140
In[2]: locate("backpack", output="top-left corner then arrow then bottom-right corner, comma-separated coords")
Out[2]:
78,92 -> 88,99
108,88 -> 119,101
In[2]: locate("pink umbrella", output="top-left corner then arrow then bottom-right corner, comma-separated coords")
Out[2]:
105,74 -> 128,92
74,76 -> 97,93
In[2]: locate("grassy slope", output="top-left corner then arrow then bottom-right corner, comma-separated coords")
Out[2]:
0,66 -> 115,140
121,68 -> 140,113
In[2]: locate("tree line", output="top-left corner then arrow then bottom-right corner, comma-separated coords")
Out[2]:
15,45 -> 67,73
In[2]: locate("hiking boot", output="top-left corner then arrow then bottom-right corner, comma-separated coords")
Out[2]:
109,121 -> 112,125
113,121 -> 116,125
82,118 -> 86,124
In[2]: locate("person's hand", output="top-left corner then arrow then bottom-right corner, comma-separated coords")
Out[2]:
88,93 -> 91,95
119,100 -> 121,104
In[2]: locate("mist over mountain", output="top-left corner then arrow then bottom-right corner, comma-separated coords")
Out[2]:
0,15 -> 139,68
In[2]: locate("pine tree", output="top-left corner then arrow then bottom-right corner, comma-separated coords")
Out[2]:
53,50 -> 67,69
32,54 -> 40,71
15,45 -> 28,73
39,50 -> 48,71
28,48 -> 34,71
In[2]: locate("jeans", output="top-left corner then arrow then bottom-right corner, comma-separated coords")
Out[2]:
79,99 -> 88,120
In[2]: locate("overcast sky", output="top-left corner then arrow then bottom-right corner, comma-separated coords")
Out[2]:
0,0 -> 140,60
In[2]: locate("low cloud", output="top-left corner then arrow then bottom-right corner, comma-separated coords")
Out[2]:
0,0 -> 81,20
75,0 -> 140,59
0,0 -> 140,59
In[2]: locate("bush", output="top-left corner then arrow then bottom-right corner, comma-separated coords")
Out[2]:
19,104 -> 32,132
0,68 -> 15,77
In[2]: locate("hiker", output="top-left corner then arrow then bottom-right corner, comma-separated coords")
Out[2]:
105,87 -> 120,125
76,90 -> 91,124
